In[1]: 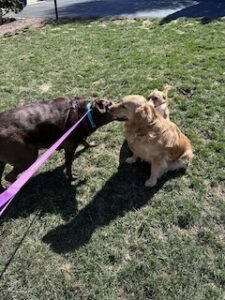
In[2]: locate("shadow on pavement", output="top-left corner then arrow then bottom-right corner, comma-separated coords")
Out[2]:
161,0 -> 225,24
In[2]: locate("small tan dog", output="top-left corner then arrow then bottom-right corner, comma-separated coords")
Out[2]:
147,84 -> 171,120
110,95 -> 193,187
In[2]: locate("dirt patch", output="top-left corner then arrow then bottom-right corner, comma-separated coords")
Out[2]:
210,185 -> 225,200
140,20 -> 154,30
39,83 -> 52,93
0,18 -> 47,38
112,18 -> 136,25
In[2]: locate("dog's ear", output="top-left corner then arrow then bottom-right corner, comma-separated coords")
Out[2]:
135,105 -> 156,136
163,84 -> 172,98
135,104 -> 151,119
147,89 -> 157,100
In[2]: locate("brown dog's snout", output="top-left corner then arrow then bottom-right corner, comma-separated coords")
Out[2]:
108,103 -> 116,111
109,102 -> 120,109
101,100 -> 113,111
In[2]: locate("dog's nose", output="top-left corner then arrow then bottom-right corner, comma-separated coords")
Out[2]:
108,102 -> 114,110
109,106 -> 116,113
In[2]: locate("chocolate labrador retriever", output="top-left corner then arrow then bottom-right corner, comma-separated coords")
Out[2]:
0,97 -> 113,191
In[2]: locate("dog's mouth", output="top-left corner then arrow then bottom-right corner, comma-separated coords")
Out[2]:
108,106 -> 128,121
116,117 -> 128,121
111,115 -> 128,121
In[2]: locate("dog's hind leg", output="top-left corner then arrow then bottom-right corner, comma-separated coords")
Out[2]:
5,145 -> 38,184
5,167 -> 26,183
0,161 -> 6,192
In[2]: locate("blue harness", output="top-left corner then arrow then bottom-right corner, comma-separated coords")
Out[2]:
86,103 -> 96,129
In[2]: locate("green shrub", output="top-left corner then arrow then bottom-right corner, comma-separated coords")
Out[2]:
0,0 -> 24,24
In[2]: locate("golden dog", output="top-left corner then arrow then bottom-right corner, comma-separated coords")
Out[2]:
147,84 -> 171,120
110,95 -> 193,187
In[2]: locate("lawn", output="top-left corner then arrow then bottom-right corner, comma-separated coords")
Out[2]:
0,18 -> 225,300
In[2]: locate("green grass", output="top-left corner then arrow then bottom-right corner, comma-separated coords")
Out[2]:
0,18 -> 225,300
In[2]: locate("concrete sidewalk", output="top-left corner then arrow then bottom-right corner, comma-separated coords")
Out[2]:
9,0 -> 225,21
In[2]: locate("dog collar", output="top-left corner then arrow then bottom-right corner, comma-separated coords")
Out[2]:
86,103 -> 96,128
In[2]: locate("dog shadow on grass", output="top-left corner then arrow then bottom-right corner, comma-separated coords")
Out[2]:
42,141 -> 185,254
0,148 -> 88,224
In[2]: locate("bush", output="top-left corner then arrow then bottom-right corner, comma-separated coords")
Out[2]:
0,0 -> 24,24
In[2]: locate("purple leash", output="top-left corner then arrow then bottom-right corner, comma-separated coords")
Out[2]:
0,108 -> 91,217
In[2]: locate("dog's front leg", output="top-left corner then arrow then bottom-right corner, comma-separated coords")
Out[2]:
145,158 -> 166,187
5,167 -> 24,184
64,142 -> 78,182
0,161 -> 6,192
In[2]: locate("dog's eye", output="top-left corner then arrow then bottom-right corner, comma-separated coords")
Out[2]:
152,97 -> 158,101
121,104 -> 126,109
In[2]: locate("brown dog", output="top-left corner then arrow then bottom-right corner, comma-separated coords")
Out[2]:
0,97 -> 114,191
147,84 -> 171,120
110,95 -> 193,187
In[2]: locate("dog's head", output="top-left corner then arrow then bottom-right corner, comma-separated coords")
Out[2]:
147,84 -> 171,108
109,95 -> 148,121
91,98 -> 114,127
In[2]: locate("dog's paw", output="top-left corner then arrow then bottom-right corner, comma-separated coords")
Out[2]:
70,180 -> 77,186
145,178 -> 157,188
65,171 -> 78,183
88,141 -> 97,147
82,141 -> 97,148
126,156 -> 137,164
70,175 -> 78,182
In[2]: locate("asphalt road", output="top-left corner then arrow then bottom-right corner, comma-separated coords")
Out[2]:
8,0 -> 225,21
